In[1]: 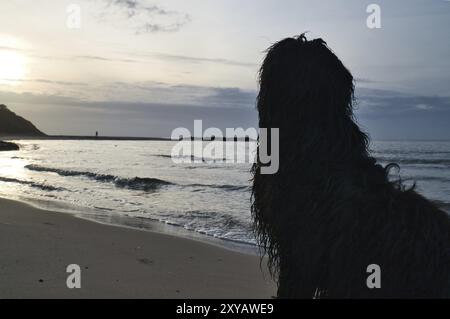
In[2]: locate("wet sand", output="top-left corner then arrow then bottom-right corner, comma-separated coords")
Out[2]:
0,198 -> 275,298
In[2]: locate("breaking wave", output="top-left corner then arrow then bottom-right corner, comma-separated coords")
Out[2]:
25,165 -> 173,192
375,157 -> 450,166
0,176 -> 64,192
25,165 -> 248,192
186,183 -> 250,191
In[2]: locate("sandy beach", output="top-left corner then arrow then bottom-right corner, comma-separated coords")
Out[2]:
0,198 -> 276,299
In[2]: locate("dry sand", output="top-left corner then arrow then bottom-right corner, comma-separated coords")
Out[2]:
0,198 -> 276,298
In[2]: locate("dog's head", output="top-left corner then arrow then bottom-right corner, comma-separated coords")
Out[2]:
257,34 -> 355,130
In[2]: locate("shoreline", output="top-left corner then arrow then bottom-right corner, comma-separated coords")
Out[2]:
1,136 -> 256,142
3,194 -> 259,255
0,197 -> 275,298
0,135 -> 171,141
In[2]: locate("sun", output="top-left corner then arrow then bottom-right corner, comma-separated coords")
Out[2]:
0,51 -> 27,84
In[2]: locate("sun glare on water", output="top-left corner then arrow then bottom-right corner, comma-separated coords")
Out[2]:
0,156 -> 26,178
0,51 -> 27,84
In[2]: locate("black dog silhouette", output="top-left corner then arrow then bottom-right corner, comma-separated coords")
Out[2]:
251,34 -> 450,298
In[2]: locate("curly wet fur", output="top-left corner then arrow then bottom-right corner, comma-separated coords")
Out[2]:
251,34 -> 450,298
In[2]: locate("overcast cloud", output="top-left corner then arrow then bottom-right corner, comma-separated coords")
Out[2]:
0,0 -> 449,139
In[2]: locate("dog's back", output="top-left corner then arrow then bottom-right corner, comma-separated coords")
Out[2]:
278,162 -> 450,298
251,35 -> 450,298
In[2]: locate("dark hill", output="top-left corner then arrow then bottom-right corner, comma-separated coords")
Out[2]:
0,104 -> 45,136
0,141 -> 19,151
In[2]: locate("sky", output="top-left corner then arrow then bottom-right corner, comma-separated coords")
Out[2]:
0,0 -> 449,139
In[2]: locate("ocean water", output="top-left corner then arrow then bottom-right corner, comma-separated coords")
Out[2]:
0,140 -> 449,248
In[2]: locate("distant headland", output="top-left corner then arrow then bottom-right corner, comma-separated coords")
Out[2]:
0,104 -> 46,138
0,104 -> 46,151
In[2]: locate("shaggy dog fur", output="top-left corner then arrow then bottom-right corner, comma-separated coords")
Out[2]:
251,34 -> 450,298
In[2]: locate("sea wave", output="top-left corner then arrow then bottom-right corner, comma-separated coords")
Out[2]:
433,200 -> 450,213
372,150 -> 450,156
154,210 -> 255,245
0,176 -> 64,191
185,183 -> 250,191
25,165 -> 173,192
375,157 -> 450,166
403,175 -> 450,182
25,164 -> 247,193
156,154 -> 227,162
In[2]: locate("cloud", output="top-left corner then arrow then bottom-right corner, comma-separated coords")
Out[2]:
1,78 -> 88,87
136,16 -> 192,34
5,81 -> 449,116
74,55 -> 141,64
415,103 -> 433,110
0,80 -> 257,109
108,0 -> 172,15
105,81 -> 256,107
96,0 -> 191,34
135,51 -> 257,67
74,51 -> 256,68
0,90 -> 81,106
0,89 -> 257,137
355,87 -> 450,116
188,86 -> 256,108
1,44 -> 254,69
0,45 -> 24,52
3,86 -> 450,139
355,78 -> 378,84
